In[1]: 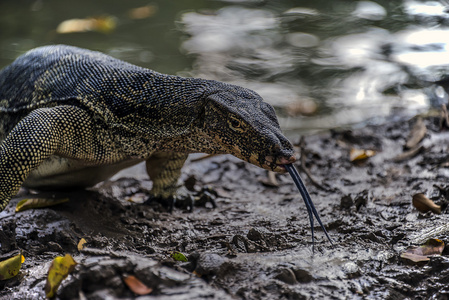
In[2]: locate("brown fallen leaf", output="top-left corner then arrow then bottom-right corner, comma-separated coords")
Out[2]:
412,193 -> 441,214
405,117 -> 427,149
0,251 -> 25,280
214,187 -> 231,199
286,99 -> 317,116
15,198 -> 69,212
128,5 -> 157,20
349,148 -> 376,162
416,238 -> 445,256
400,252 -> 430,263
259,171 -> 279,187
392,145 -> 424,162
401,239 -> 445,264
45,254 -> 77,298
123,275 -> 153,295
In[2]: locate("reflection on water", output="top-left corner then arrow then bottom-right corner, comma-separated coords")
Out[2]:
181,1 -> 449,134
1,0 -> 449,134
393,28 -> 449,70
0,0 -> 224,75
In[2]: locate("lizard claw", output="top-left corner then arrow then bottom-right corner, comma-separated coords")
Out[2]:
145,194 -> 177,212
145,187 -> 217,213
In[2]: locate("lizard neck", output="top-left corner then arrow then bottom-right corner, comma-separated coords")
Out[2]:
108,72 -> 220,157
108,72 -> 208,138
156,125 -> 228,155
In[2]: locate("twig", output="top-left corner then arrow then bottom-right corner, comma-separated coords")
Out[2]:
440,104 -> 449,129
190,154 -> 218,162
298,137 -> 331,192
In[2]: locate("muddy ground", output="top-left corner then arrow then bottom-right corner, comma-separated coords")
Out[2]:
1,114 -> 449,299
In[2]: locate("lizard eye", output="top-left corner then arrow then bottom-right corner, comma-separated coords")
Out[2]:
229,116 -> 244,132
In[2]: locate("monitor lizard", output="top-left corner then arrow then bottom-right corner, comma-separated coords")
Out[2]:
0,45 -> 296,211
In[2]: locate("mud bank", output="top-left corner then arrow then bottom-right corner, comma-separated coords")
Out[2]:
1,114 -> 449,299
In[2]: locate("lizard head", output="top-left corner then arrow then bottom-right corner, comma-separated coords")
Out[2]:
200,82 -> 296,173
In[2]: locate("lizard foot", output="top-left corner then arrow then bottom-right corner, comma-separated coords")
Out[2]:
145,186 -> 217,213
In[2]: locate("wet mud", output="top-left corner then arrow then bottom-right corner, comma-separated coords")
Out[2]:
1,114 -> 449,299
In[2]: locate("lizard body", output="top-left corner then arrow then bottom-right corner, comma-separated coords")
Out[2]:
0,45 -> 295,211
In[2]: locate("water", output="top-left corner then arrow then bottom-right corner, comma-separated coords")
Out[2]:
1,0 -> 449,134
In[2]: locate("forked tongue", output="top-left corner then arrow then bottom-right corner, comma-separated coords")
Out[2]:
284,164 -> 333,252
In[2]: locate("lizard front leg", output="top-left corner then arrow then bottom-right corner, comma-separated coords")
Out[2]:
0,106 -> 112,211
145,152 -> 188,199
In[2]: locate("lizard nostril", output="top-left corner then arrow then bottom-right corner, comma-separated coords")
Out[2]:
278,156 -> 296,164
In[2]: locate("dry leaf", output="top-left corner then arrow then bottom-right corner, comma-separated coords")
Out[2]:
77,238 -> 87,251
401,239 -> 445,264
190,154 -> 217,162
418,238 -> 445,256
400,252 -> 430,263
405,117 -> 427,149
349,148 -> 376,162
412,193 -> 441,214
259,171 -> 279,187
56,16 -> 116,34
45,254 -> 77,298
123,275 -> 153,295
15,198 -> 69,212
392,145 -> 424,162
286,99 -> 317,116
0,252 -> 25,280
214,187 -> 231,199
128,5 -> 157,19
126,193 -> 147,204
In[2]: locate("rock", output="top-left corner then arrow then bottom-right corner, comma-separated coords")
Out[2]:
340,195 -> 353,209
247,227 -> 268,241
292,268 -> 313,283
274,268 -> 297,285
342,262 -> 360,279
184,175 -> 197,191
195,253 -> 228,276
231,234 -> 250,252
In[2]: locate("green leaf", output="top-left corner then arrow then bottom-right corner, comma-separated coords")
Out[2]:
170,251 -> 188,262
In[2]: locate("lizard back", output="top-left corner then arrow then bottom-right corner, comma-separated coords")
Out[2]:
0,45 -> 208,139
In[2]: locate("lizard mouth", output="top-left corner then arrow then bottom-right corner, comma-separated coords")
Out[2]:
263,155 -> 296,173
229,145 -> 295,173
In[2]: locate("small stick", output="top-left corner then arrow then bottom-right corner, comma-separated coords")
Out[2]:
298,137 -> 331,192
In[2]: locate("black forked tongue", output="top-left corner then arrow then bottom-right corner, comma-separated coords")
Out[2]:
284,164 -> 333,252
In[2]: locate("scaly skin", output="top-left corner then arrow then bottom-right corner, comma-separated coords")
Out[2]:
0,45 -> 295,211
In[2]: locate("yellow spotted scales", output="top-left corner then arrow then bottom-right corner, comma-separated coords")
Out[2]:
0,45 -> 295,210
